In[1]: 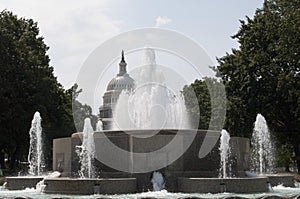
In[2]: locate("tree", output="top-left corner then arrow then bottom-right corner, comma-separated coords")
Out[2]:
275,143 -> 294,172
215,0 -> 300,173
182,79 -> 211,129
182,77 -> 226,131
0,10 -> 75,170
70,84 -> 98,132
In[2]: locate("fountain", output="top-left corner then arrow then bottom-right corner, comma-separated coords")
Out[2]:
251,113 -> 274,174
4,50 -> 296,196
49,49 -> 274,194
219,129 -> 231,178
113,47 -> 190,130
76,118 -> 95,178
28,111 -> 44,176
5,112 -> 45,190
250,113 -> 295,187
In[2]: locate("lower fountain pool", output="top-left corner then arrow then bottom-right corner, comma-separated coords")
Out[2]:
0,183 -> 300,199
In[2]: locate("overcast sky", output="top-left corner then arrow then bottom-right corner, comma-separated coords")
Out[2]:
1,0 -> 264,88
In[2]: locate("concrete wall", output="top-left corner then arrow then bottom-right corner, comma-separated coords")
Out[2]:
178,177 -> 269,193
53,138 -> 72,175
43,178 -> 137,195
267,174 -> 295,187
230,137 -> 250,177
6,177 -> 43,190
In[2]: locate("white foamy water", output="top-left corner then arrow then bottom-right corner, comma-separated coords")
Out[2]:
28,111 -> 44,176
76,118 -> 95,178
151,171 -> 165,191
219,129 -> 231,178
112,48 -> 190,130
1,185 -> 300,199
96,120 -> 103,131
251,113 -> 274,173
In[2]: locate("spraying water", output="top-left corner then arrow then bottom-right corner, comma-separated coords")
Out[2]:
28,111 -> 44,176
219,129 -> 231,178
251,113 -> 274,174
151,171 -> 165,191
96,120 -> 103,131
76,118 -> 95,178
113,48 -> 190,130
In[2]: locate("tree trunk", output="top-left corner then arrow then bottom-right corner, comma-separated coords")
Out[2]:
0,150 -> 4,169
285,164 -> 290,172
9,145 -> 20,170
9,149 -> 17,170
294,145 -> 300,174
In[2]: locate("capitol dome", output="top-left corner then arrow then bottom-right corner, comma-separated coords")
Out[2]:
106,73 -> 134,91
99,50 -> 135,129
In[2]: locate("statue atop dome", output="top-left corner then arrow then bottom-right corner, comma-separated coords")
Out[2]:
121,49 -> 125,62
118,50 -> 127,76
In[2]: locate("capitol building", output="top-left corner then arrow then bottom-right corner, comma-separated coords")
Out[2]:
99,51 -> 135,129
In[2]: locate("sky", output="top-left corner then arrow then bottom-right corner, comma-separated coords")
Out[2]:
0,0 -> 264,110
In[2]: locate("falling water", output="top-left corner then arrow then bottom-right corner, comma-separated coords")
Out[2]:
28,111 -> 44,176
76,118 -> 95,178
151,171 -> 165,191
113,48 -> 190,130
96,120 -> 103,131
36,180 -> 46,193
36,172 -> 61,193
251,113 -> 274,174
219,129 -> 231,178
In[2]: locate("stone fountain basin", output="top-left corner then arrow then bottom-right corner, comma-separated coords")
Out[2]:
6,176 -> 44,190
264,173 -> 295,187
5,176 -> 137,194
6,175 -> 295,195
43,177 -> 137,195
178,177 -> 270,193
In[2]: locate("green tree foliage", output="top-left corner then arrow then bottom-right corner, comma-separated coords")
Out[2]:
183,79 -> 211,129
0,10 -> 76,170
70,84 -> 98,132
215,0 -> 300,173
0,10 -> 101,171
182,77 -> 226,131
275,143 -> 294,172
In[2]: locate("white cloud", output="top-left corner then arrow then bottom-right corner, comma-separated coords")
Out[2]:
155,16 -> 171,27
0,0 -> 122,89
